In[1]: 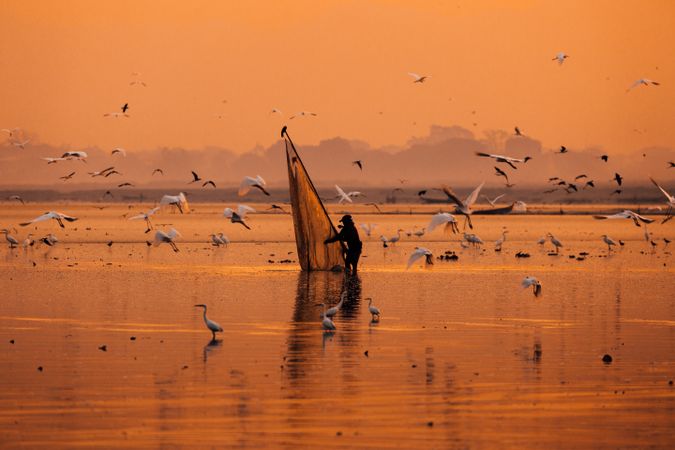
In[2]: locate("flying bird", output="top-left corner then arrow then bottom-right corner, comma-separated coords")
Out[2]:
352,160 -> 363,171
408,72 -> 430,83
188,171 -> 202,184
440,182 -> 484,229
88,166 -> 115,177
334,185 -> 353,204
118,182 -> 134,188
128,207 -> 160,233
522,277 -> 542,297
557,146 -> 568,154
365,202 -> 382,213
268,204 -> 287,213
239,175 -> 270,196
474,152 -> 531,169
514,126 -> 523,136
11,139 -> 30,149
583,180 -> 595,189
152,168 -> 164,176
153,228 -> 181,252
8,195 -> 24,205
270,108 -> 283,116
359,223 -> 377,237
574,174 -> 587,180
289,111 -> 317,119
613,173 -> 623,186
121,103 -> 129,113
600,155 -> 609,162
194,304 -> 223,340
2,128 -> 20,137
43,157 -> 66,164
111,148 -> 127,157
427,213 -> 459,234
20,211 -> 78,228
649,177 -> 675,219
593,210 -> 654,227
494,166 -> 511,185
552,52 -> 569,65
626,78 -> 660,92
202,180 -> 216,188
482,194 -> 505,206
407,247 -> 434,269
160,192 -> 190,213
224,205 -> 255,230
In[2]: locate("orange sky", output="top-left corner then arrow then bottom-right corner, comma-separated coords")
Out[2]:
1,0 -> 674,155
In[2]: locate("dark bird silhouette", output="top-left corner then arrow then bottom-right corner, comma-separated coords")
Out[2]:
189,171 -> 202,183
556,180 -> 567,186
365,202 -> 382,213
613,173 -> 623,186
548,177 -> 560,182
60,172 -> 76,181
514,126 -> 522,136
121,103 -> 129,113
583,180 -> 595,189
543,188 -> 559,194
102,190 -> 114,200
268,204 -> 287,213
611,189 -> 622,195
494,166 -> 510,185
668,161 -> 675,168
352,160 -> 363,170
118,182 -> 134,188
601,155 -> 609,162
103,170 -> 121,177
574,174 -> 587,180
557,146 -> 568,154
565,184 -> 578,193
202,180 -> 216,188
152,168 -> 164,176
417,190 -> 427,196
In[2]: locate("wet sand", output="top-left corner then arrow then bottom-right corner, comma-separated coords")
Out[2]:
0,204 -> 673,448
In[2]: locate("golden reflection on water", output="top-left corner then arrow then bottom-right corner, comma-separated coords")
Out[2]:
0,208 -> 673,448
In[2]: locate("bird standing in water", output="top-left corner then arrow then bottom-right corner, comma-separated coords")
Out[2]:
367,298 -> 381,322
194,304 -> 223,340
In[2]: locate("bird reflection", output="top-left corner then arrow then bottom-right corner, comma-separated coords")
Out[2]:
203,338 -> 222,363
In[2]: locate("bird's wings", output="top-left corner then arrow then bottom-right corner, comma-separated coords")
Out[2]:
237,204 -> 256,217
427,213 -> 455,232
649,177 -> 675,203
238,176 -> 265,196
521,277 -> 538,288
223,208 -> 234,218
19,212 -> 54,226
440,185 -> 464,208
335,185 -> 352,203
167,228 -> 181,239
407,247 -> 432,269
464,181 -> 485,208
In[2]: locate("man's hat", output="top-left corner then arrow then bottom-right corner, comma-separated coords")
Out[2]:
339,214 -> 353,223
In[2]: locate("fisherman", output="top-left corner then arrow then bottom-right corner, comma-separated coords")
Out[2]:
324,214 -> 362,275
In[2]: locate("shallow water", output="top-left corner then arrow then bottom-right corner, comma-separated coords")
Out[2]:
0,204 -> 673,448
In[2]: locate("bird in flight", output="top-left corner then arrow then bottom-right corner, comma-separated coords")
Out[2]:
289,111 -> 317,119
202,180 -> 216,188
118,182 -> 134,188
482,194 -> 505,206
88,166 -> 115,177
667,161 -> 674,168
612,173 -> 623,186
407,247 -> 434,269
188,171 -> 202,184
593,210 -> 653,227
59,172 -> 75,181
111,148 -> 127,157
522,276 -> 542,297
152,168 -> 164,176
20,211 -> 78,228
352,160 -> 363,171
121,103 -> 129,113
239,175 -> 269,196
160,192 -> 189,213
268,204 -> 287,213
153,228 -> 181,252
514,126 -> 523,136
440,182 -> 484,229
224,205 -> 255,230
626,78 -> 660,92
557,146 -> 568,154
408,72 -> 430,83
61,151 -> 88,161
552,52 -> 569,65
494,166 -> 511,186
475,152 -> 531,169
11,139 -> 30,149
600,155 -> 609,162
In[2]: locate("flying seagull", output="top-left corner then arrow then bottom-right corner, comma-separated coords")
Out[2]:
8,195 -> 24,205
522,276 -> 542,297
552,52 -> 569,65
352,160 -> 363,171
188,171 -> 202,184
152,168 -> 164,176
408,72 -> 430,83
626,78 -> 660,92
593,210 -> 654,227
202,180 -> 216,188
111,148 -> 127,157
482,194 -> 505,206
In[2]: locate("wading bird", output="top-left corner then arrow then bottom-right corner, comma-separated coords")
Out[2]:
522,277 -> 542,297
367,298 -> 381,322
22,233 -> 34,248
153,228 -> 181,252
40,234 -> 58,246
1,229 -> 19,248
20,211 -> 78,228
194,304 -> 223,340
317,304 -> 336,331
547,232 -> 563,253
239,175 -> 270,196
495,230 -> 508,251
223,205 -> 255,230
323,292 -> 347,320
427,212 -> 459,234
601,234 -> 617,252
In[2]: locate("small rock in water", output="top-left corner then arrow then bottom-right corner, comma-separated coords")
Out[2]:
9,340 -> 14,344
427,421 -> 434,427
37,366 -> 43,372
668,380 -> 673,386
602,354 -> 613,364
364,350 -> 369,357
130,336 -> 136,341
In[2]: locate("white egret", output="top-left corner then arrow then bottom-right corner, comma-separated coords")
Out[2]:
601,234 -> 617,252
379,235 -> 389,248
387,229 -> 403,245
407,247 -> 433,269
1,229 -> 19,248
40,234 -> 58,246
194,304 -> 223,340
218,233 -> 230,246
440,182 -> 485,229
317,304 -> 336,331
359,223 -> 377,237
42,157 -> 66,164
153,228 -> 181,252
366,298 -> 381,322
210,233 -> 229,247
593,210 -> 654,227
22,233 -> 34,248
223,205 -> 255,230
408,72 -> 430,83
413,228 -> 426,238
239,175 -> 270,196
537,236 -> 546,245
324,292 -> 347,319
522,277 -> 542,297
547,232 -> 563,253
495,230 -> 508,251
128,206 -> 160,233
464,233 -> 484,247
88,166 -> 116,177
482,194 -> 506,206
552,52 -> 569,65
427,213 -> 459,234
474,152 -> 531,169
11,139 -> 30,149
20,211 -> 78,228
334,185 -> 353,204
160,192 -> 190,213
